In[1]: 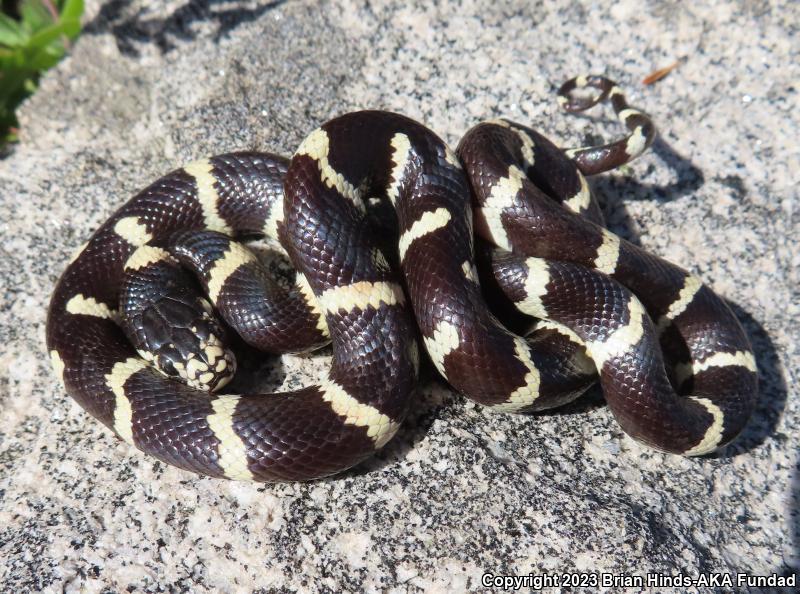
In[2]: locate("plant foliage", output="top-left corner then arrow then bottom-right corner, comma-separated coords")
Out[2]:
0,0 -> 83,143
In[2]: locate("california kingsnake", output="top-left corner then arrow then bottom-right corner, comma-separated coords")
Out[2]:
46,76 -> 758,482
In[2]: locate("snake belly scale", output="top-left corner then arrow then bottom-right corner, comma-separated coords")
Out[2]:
47,77 -> 758,481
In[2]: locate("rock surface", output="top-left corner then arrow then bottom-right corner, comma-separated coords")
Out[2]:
1,0 -> 797,592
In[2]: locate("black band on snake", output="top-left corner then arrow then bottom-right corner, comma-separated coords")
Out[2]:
46,76 -> 758,482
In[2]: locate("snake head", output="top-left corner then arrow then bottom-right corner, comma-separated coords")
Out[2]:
136,295 -> 237,392
120,252 -> 237,392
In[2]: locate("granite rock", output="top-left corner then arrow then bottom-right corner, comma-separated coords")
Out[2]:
0,0 -> 798,592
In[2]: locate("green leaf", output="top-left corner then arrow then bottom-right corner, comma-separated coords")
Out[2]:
1,0 -> 84,146
20,0 -> 55,33
25,19 -> 79,50
0,46 -> 27,71
15,46 -> 32,67
0,14 -> 29,48
26,44 -> 64,71
60,0 -> 85,23
0,68 -> 28,103
59,17 -> 81,39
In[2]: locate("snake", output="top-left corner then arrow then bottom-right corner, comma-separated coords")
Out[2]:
46,76 -> 759,482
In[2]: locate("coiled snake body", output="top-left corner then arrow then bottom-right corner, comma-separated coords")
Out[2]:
46,77 -> 758,481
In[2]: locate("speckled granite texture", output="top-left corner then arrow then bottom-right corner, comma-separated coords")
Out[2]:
1,1 -> 797,592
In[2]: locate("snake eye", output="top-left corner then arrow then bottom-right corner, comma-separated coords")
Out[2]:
156,353 -> 177,376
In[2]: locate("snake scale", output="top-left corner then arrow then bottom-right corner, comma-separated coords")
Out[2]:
46,76 -> 758,482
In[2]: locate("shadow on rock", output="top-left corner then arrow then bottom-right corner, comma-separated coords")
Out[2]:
590,136 -> 705,247
716,302 -> 788,457
336,366 -> 459,480
535,384 -> 607,417
85,0 -> 288,56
